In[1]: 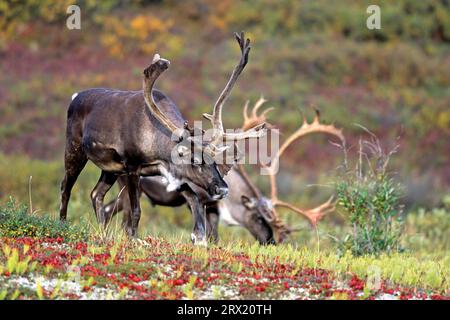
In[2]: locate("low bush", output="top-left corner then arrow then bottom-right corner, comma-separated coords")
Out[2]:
404,202 -> 450,252
0,198 -> 88,242
336,128 -> 404,256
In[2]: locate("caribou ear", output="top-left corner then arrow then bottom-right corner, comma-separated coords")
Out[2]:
216,163 -> 233,176
241,195 -> 256,209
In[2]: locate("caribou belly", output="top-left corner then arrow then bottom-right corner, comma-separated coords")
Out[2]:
218,202 -> 240,226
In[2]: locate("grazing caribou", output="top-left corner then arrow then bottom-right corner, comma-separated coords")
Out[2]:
104,100 -> 345,244
102,168 -> 276,244
59,32 -> 266,244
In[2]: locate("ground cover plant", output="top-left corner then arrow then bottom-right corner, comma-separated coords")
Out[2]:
0,201 -> 448,300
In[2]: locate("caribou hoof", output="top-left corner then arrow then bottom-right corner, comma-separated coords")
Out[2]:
191,233 -> 208,247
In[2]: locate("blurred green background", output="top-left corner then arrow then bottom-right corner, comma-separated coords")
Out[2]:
0,0 -> 448,249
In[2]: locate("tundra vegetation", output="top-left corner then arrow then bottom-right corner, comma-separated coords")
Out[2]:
0,1 -> 448,299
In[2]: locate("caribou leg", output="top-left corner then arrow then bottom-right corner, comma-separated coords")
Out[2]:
90,170 -> 118,226
181,190 -> 207,246
104,184 -> 134,236
125,173 -> 141,237
103,176 -> 128,225
103,193 -> 126,225
206,205 -> 220,244
59,144 -> 88,221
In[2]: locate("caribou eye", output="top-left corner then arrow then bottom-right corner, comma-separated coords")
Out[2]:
177,145 -> 189,157
241,195 -> 254,209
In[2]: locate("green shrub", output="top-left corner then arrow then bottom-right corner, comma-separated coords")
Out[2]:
0,198 -> 88,242
336,127 -> 404,256
404,204 -> 450,252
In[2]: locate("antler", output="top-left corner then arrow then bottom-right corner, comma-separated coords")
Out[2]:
265,109 -> 345,242
144,34 -> 267,166
143,54 -> 184,138
272,196 -> 336,226
203,32 -> 266,153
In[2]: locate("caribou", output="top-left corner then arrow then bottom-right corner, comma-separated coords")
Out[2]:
59,32 -> 266,244
104,99 -> 345,244
103,99 -> 276,244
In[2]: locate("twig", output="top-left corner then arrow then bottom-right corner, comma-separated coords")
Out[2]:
28,176 -> 33,215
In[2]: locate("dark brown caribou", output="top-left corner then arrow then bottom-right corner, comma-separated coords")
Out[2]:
103,100 -> 345,244
59,32 -> 266,244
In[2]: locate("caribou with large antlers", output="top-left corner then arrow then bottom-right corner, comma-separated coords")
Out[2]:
59,32 -> 266,244
103,98 -> 276,244
103,99 -> 345,244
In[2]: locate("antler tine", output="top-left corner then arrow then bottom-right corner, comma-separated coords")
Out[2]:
251,96 -> 267,118
241,97 -> 274,131
272,211 -> 294,243
261,107 -> 275,118
221,124 -> 267,141
299,109 -> 307,125
143,54 -> 183,138
313,108 -> 320,123
243,100 -> 250,122
265,205 -> 306,243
